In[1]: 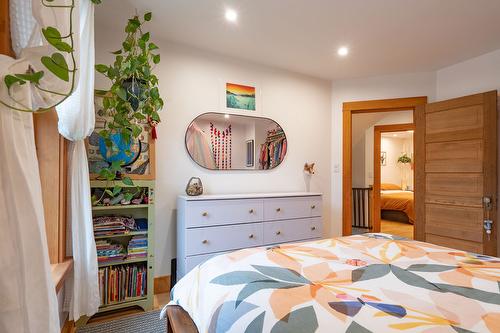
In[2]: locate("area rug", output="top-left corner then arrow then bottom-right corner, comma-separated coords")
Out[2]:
77,310 -> 166,333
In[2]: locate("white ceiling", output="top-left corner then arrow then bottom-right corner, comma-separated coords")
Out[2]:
95,0 -> 500,80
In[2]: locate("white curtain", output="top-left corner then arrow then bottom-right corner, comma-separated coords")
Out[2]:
56,0 -> 100,320
0,58 -> 60,333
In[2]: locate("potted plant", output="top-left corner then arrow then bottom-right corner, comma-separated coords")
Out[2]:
94,11 -> 163,200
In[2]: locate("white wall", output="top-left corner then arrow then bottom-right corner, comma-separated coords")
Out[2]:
330,72 -> 436,236
436,49 -> 500,100
351,111 -> 413,188
95,31 -> 332,276
381,136 -> 413,190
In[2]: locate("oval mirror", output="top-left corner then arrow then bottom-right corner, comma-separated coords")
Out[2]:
186,112 -> 287,170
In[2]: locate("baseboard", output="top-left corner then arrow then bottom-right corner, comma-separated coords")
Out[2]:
154,275 -> 171,294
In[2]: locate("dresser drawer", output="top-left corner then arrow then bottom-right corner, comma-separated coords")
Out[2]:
185,199 -> 263,228
184,252 -> 226,274
185,223 -> 263,256
263,196 -> 321,221
263,218 -> 311,244
309,217 -> 323,238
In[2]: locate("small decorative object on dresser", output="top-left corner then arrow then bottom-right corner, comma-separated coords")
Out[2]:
185,177 -> 204,196
176,192 -> 323,279
304,162 -> 315,174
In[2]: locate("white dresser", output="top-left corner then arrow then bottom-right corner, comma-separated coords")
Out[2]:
176,192 -> 323,278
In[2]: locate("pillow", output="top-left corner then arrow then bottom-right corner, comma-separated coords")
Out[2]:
381,183 -> 402,190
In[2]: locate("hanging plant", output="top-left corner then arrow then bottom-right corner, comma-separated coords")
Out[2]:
1,0 -> 102,112
397,153 -> 412,164
94,11 -> 163,201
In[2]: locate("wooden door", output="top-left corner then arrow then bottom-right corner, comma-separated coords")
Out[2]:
415,91 -> 497,255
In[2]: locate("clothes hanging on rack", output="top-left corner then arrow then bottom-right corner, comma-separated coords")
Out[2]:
259,129 -> 287,169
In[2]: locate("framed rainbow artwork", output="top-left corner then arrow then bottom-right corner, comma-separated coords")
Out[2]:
226,82 -> 256,111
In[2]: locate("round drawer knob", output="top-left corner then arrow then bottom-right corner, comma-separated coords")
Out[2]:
249,234 -> 254,239
311,226 -> 316,231
276,230 -> 281,235
202,239 -> 208,244
276,208 -> 281,212
202,212 -> 208,217
249,209 -> 254,214
311,205 -> 316,209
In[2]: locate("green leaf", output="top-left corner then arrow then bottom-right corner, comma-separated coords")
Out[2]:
245,312 -> 265,333
152,54 -> 160,64
433,283 -> 500,305
14,71 -> 44,85
131,124 -> 142,138
352,264 -> 390,282
41,53 -> 69,81
123,192 -> 134,202
4,75 -> 26,89
110,160 -> 122,172
346,321 -> 372,333
112,185 -> 122,196
104,189 -> 114,197
271,306 -> 318,333
42,27 -> 73,52
133,112 -> 146,120
252,265 -> 310,284
122,176 -> 134,186
407,264 -> 457,273
144,12 -> 152,21
95,64 -> 109,74
141,32 -> 150,42
390,266 -> 441,292
236,280 -> 300,307
111,49 -> 122,55
148,42 -> 159,50
116,87 -> 127,101
211,271 -> 269,286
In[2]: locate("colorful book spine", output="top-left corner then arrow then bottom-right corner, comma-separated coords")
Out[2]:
98,264 -> 147,306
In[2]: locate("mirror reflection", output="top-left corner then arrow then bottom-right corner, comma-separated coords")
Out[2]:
186,113 -> 287,170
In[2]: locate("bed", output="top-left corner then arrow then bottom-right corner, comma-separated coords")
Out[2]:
380,183 -> 415,223
163,234 -> 500,333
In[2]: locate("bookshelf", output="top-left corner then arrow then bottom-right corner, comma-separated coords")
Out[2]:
90,180 -> 155,314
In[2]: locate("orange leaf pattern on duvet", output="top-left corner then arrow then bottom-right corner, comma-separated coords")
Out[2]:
168,233 -> 500,333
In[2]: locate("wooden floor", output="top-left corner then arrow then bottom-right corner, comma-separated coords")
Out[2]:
381,219 -> 414,239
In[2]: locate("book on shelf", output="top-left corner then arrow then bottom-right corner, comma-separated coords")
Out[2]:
99,264 -> 147,306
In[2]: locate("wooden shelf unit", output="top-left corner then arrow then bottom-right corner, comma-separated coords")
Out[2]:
91,180 -> 155,314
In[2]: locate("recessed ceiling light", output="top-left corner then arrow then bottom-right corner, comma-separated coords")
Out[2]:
337,46 -> 349,57
224,114 -> 230,119
225,9 -> 238,23
393,134 -> 398,137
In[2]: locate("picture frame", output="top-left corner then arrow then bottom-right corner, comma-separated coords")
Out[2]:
221,80 -> 262,115
381,151 -> 387,166
87,92 -> 156,180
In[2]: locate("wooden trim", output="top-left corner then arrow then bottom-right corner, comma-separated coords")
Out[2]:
342,96 -> 427,236
373,123 -> 415,233
342,110 -> 352,236
343,97 -> 428,113
414,105 -> 426,242
483,91 -> 497,256
0,0 -> 14,56
154,275 -> 171,294
166,305 -> 198,333
51,258 -> 73,293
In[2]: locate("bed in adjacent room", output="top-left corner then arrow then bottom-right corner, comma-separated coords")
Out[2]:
163,234 -> 500,333
380,183 -> 415,223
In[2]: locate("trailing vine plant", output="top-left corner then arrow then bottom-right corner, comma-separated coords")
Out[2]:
397,153 -> 412,164
1,0 -> 102,112
93,11 -> 163,201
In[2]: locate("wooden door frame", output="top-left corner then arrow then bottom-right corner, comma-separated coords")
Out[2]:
373,123 -> 415,234
342,96 -> 428,236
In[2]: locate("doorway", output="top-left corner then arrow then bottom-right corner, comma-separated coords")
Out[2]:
342,96 -> 428,237
373,123 -> 415,239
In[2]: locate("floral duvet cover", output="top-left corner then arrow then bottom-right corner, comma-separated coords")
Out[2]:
165,234 -> 500,333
